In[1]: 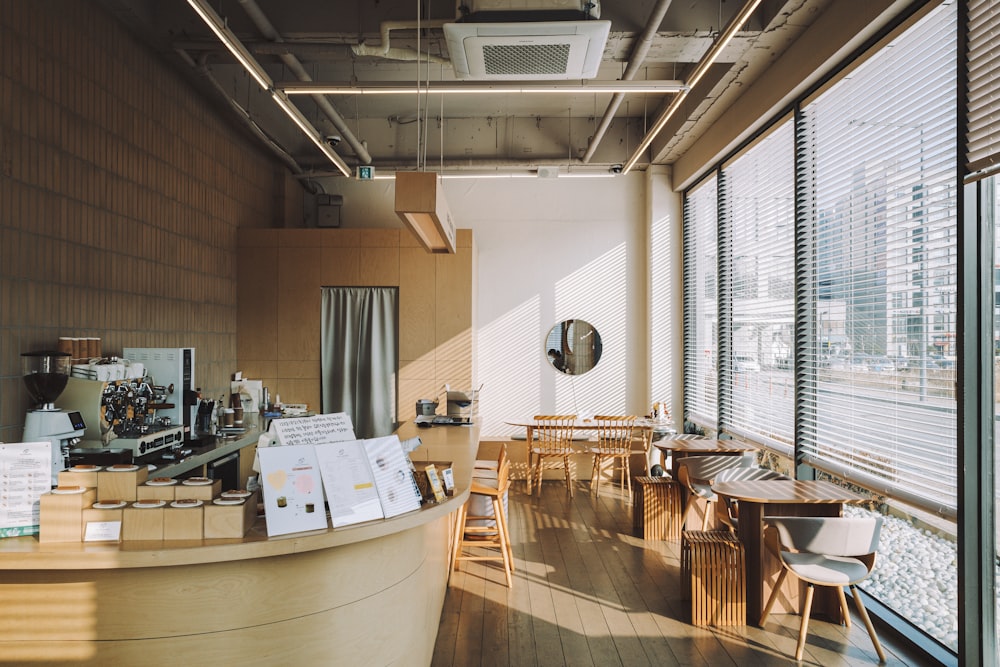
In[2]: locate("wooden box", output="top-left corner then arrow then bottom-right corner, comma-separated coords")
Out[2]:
97,465 -> 149,502
58,467 -> 101,488
163,502 -> 205,540
122,502 -> 166,541
203,491 -> 258,538
39,488 -> 97,543
137,480 -> 178,501
176,478 -> 222,501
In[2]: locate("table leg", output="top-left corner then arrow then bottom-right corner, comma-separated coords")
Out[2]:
738,501 -> 844,624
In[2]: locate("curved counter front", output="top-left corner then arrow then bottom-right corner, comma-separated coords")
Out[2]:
0,422 -> 479,667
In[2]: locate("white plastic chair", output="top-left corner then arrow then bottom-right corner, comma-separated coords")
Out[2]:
760,516 -> 885,663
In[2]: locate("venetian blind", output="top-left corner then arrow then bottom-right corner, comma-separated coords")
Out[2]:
683,176 -> 719,430
966,0 -> 1000,177
718,121 -> 796,448
796,2 -> 958,516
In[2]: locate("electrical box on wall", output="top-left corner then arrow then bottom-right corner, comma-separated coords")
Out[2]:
316,194 -> 343,228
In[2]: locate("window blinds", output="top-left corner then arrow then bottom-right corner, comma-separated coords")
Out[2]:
683,176 -> 719,430
796,2 -> 958,516
719,122 -> 796,446
966,0 -> 1000,177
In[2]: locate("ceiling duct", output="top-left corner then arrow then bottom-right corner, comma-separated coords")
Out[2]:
446,1 -> 607,80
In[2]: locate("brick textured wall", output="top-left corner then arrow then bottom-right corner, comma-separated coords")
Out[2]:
0,1 -> 287,441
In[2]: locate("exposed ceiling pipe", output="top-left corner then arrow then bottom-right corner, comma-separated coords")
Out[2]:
176,48 -> 307,180
351,20 -> 452,64
581,0 -> 674,164
623,0 -> 763,173
237,0 -> 372,165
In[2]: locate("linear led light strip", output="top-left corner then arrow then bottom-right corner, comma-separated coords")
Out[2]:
622,0 -> 764,175
185,0 -> 351,177
280,81 -> 689,95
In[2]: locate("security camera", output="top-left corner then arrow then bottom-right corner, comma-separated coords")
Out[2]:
609,164 -> 623,174
325,135 -> 342,147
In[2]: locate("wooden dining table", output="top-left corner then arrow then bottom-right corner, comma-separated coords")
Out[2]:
505,418 -> 665,493
711,479 -> 868,624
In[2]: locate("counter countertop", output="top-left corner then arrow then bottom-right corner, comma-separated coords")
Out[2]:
0,421 -> 480,570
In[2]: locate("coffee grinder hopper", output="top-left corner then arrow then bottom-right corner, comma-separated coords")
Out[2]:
21,351 -> 86,485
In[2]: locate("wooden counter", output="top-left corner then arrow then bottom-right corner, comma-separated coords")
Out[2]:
0,421 -> 479,666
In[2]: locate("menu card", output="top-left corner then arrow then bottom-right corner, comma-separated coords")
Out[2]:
315,440 -> 384,528
0,442 -> 52,537
362,436 -> 423,518
257,445 -> 329,537
271,412 -> 355,446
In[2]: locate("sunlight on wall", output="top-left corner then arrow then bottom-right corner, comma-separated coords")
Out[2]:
477,296 -> 542,437
477,242 -> 632,435
554,242 -> 629,417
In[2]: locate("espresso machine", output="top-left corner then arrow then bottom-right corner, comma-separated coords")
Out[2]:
21,351 -> 86,486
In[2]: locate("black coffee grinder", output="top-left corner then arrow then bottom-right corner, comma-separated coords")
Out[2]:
21,351 -> 86,485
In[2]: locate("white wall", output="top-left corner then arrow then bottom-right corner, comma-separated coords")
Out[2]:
322,172 -> 681,437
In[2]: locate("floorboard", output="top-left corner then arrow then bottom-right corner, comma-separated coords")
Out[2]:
434,477 -> 932,667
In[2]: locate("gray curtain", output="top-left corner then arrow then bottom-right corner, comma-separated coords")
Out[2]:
321,287 -> 398,438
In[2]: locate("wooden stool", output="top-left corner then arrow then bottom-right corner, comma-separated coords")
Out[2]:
681,530 -> 746,626
632,477 -> 682,540
449,458 -> 514,588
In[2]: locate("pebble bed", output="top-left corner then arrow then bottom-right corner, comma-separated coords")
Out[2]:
844,505 -> 958,651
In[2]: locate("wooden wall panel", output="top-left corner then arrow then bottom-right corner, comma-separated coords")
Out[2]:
239,228 -> 475,420
0,1 -> 294,442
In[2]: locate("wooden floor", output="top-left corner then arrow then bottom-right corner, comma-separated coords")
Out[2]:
433,478 -> 933,667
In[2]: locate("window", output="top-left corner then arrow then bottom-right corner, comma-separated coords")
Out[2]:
678,0 -> 959,653
796,1 -> 957,517
719,121 -> 795,445
683,176 -> 719,429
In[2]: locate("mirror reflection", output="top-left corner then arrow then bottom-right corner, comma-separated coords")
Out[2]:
545,319 -> 603,375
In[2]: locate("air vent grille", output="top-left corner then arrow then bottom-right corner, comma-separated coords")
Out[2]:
483,43 -> 571,76
444,20 -> 610,80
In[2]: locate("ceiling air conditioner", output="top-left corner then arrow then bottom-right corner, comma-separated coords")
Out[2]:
444,20 -> 611,80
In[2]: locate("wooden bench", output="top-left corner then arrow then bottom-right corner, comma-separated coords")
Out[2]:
632,477 -> 682,540
680,530 -> 746,626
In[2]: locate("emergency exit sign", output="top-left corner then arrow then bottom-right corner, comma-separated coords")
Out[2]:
357,166 -> 374,180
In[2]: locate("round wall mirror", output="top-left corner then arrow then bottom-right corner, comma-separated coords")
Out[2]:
545,319 -> 603,375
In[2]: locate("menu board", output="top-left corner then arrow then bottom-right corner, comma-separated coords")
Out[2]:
0,442 -> 52,537
270,412 -> 355,446
257,445 -> 329,537
315,441 -> 384,528
362,436 -> 423,518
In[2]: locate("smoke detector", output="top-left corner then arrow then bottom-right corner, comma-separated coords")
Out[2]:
444,20 -> 611,80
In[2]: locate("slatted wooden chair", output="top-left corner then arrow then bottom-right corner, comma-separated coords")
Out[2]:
588,415 -> 638,501
527,415 -> 577,496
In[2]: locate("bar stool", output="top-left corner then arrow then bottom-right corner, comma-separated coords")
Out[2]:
449,449 -> 514,587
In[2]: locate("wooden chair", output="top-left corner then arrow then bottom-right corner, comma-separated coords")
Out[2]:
760,516 -> 885,662
676,454 -> 754,530
450,449 -> 514,588
527,415 -> 577,496
588,415 -> 638,501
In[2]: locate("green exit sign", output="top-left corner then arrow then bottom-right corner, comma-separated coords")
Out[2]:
356,166 -> 374,180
